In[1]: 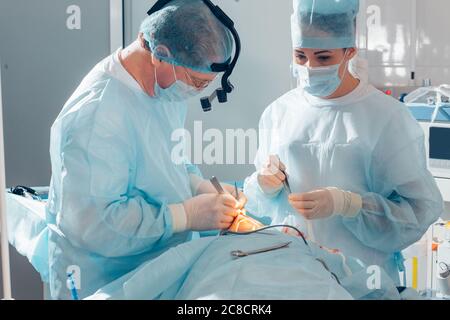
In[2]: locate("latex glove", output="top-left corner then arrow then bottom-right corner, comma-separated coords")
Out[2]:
192,176 -> 247,209
257,155 -> 287,195
222,184 -> 247,209
288,187 -> 362,220
183,193 -> 240,231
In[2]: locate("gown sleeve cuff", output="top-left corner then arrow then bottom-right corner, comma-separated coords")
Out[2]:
346,192 -> 362,217
168,203 -> 188,233
326,187 -> 362,218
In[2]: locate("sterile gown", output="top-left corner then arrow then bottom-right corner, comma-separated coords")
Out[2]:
46,49 -> 200,299
244,80 -> 444,283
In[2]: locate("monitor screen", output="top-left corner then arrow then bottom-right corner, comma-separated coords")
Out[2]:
429,126 -> 450,160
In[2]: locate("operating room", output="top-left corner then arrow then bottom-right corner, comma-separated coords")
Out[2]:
0,0 -> 450,302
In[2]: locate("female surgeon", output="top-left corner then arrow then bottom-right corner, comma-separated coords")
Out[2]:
47,0 -> 245,299
244,0 -> 443,283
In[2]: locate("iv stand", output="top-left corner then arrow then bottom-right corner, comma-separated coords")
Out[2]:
0,57 -> 13,300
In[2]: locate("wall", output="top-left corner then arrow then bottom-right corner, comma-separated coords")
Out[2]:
0,0 -> 113,299
126,0 -> 450,182
125,0 -> 294,182
360,0 -> 450,88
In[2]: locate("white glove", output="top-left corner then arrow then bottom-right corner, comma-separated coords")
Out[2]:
288,187 -> 362,220
191,175 -> 247,208
182,193 -> 240,231
257,155 -> 287,195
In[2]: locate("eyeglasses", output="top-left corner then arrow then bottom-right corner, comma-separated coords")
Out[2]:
182,67 -> 215,90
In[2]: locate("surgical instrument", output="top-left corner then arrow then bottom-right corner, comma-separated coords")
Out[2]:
234,181 -> 239,201
230,241 -> 292,258
280,168 -> 292,194
224,225 -> 308,245
210,176 -> 225,194
315,258 -> 341,285
67,272 -> 79,300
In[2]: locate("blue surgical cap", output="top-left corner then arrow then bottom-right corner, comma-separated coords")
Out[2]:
140,0 -> 233,73
291,0 -> 360,49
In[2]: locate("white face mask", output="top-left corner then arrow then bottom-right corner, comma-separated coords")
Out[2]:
154,65 -> 201,102
293,52 -> 348,98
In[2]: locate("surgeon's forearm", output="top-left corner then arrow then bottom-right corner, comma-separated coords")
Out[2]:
343,191 -> 442,252
59,196 -> 178,257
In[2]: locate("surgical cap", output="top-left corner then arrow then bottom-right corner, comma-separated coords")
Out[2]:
291,0 -> 359,49
140,0 -> 233,73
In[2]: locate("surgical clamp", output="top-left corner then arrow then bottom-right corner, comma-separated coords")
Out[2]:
230,241 -> 292,258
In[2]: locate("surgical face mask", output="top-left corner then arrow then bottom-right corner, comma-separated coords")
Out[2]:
154,65 -> 201,102
293,54 -> 348,98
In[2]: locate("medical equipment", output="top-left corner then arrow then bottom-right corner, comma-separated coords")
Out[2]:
437,262 -> 450,297
412,113 -> 450,203
428,126 -> 450,180
209,176 -> 225,194
415,119 -> 450,183
404,84 -> 450,122
224,224 -> 309,246
0,57 -> 12,300
10,186 -> 44,201
436,224 -> 450,297
279,168 -> 292,194
230,241 -> 292,258
67,272 -> 79,300
315,258 -> 341,285
147,0 -> 241,112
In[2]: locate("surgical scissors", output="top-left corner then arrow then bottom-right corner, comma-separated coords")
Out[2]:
230,241 -> 292,258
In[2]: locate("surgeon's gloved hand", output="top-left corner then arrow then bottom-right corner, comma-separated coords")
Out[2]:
288,187 -> 362,220
191,175 -> 247,209
222,184 -> 247,209
182,193 -> 240,231
257,155 -> 287,196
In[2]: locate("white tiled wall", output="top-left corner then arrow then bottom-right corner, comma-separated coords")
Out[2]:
360,0 -> 450,88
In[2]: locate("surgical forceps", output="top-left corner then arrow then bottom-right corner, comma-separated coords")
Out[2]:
210,176 -> 241,201
279,168 -> 291,194
230,241 -> 292,258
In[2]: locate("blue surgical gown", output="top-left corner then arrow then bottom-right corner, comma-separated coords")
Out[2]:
46,51 -> 201,299
244,81 -> 444,283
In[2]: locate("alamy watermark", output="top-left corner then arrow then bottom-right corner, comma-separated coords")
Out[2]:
171,121 -> 259,165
